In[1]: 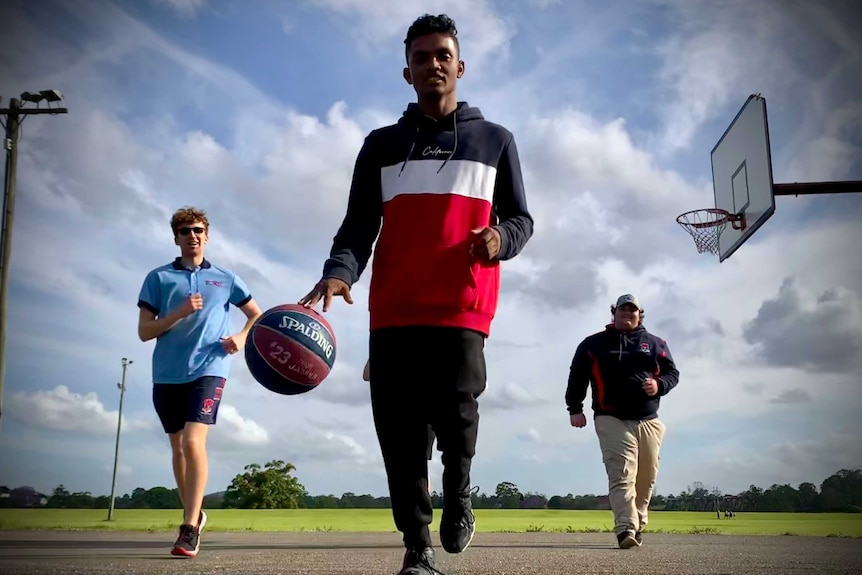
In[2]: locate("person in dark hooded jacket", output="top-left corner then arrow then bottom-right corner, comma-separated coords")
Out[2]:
566,294 -> 679,550
299,13 -> 534,575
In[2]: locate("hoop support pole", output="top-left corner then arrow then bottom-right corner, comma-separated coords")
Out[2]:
773,181 -> 862,196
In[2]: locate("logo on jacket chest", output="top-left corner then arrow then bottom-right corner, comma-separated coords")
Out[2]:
422,146 -> 452,157
639,342 -> 650,353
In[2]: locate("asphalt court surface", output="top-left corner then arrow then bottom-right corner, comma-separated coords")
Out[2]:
1,531 -> 861,574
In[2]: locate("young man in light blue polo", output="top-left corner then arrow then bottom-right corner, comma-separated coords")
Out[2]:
137,206 -> 262,558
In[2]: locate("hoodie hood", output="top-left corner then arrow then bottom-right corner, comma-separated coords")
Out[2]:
396,101 -> 484,176
398,101 -> 484,127
605,323 -> 647,335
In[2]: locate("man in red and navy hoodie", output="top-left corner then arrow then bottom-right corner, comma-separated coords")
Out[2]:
300,13 -> 533,575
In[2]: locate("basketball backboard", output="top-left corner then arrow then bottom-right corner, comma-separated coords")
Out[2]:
678,94 -> 861,259
710,94 -> 776,262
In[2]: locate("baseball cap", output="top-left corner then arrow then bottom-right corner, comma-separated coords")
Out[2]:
615,294 -> 642,310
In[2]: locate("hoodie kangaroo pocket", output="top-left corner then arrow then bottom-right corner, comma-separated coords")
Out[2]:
470,260 -> 499,315
374,242 -> 478,312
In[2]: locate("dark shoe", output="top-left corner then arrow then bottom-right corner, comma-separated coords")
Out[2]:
398,547 -> 443,575
617,530 -> 639,549
440,486 -> 478,554
635,530 -> 643,545
171,524 -> 200,557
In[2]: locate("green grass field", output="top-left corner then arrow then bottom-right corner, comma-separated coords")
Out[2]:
0,509 -> 860,538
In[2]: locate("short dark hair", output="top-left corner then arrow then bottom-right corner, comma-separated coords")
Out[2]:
404,14 -> 459,61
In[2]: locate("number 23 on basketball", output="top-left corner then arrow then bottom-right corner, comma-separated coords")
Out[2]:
269,341 -> 292,364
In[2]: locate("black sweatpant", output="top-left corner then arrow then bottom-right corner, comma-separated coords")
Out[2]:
369,325 -> 487,550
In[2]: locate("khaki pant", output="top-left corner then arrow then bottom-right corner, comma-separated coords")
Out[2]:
594,415 -> 666,535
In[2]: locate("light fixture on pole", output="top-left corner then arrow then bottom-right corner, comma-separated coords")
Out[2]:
107,357 -> 132,521
0,90 -> 68,424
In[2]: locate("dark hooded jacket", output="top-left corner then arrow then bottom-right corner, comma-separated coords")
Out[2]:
566,324 -> 679,420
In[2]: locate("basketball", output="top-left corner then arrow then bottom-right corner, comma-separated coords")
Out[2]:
244,303 -> 337,395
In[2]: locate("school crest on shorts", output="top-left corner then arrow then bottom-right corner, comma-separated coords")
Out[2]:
200,398 -> 214,415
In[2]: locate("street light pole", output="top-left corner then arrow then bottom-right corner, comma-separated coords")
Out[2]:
107,357 -> 132,521
0,98 -> 21,427
0,91 -> 68,423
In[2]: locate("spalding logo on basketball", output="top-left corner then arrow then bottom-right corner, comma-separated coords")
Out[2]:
244,303 -> 336,395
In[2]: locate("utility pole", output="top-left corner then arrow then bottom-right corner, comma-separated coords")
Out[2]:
107,357 -> 132,521
0,90 -> 68,423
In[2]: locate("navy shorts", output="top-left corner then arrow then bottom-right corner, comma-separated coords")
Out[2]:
152,376 -> 225,434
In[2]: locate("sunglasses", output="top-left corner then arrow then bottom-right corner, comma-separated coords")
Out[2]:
178,226 -> 206,236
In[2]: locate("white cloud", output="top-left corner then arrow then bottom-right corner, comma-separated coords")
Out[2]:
652,0 -> 861,159
742,280 -> 862,374
517,428 -> 541,443
655,27 -> 747,154
308,362 -> 373,407
769,389 -> 812,405
103,462 -> 134,478
783,100 -> 862,181
526,0 -> 561,9
6,386 -> 154,436
308,0 -> 514,76
481,383 -> 548,411
210,404 -> 270,448
322,431 -> 368,461
153,0 -> 206,18
282,427 -> 375,468
514,108 -> 707,269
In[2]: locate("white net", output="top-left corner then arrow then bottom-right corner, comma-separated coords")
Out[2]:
676,209 -> 729,255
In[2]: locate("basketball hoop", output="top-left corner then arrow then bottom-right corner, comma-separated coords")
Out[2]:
676,209 -> 746,255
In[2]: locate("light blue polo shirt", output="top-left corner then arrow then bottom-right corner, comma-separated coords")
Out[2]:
138,258 -> 252,384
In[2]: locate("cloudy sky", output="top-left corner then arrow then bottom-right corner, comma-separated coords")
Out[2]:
0,0 -> 860,502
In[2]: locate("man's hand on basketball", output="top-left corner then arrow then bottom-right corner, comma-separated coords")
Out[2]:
470,227 -> 502,261
643,377 -> 659,397
299,277 -> 353,312
570,413 -> 587,428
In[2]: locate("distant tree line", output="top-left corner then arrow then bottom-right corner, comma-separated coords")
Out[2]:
3,466 -> 860,513
658,470 -> 862,513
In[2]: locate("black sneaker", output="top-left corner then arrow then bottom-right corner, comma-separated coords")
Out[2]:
635,530 -> 643,545
440,486 -> 478,554
170,524 -> 200,557
617,530 -> 639,549
398,547 -> 443,575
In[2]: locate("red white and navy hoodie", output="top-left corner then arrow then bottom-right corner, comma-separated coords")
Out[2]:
566,324 -> 680,421
321,101 -> 534,336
